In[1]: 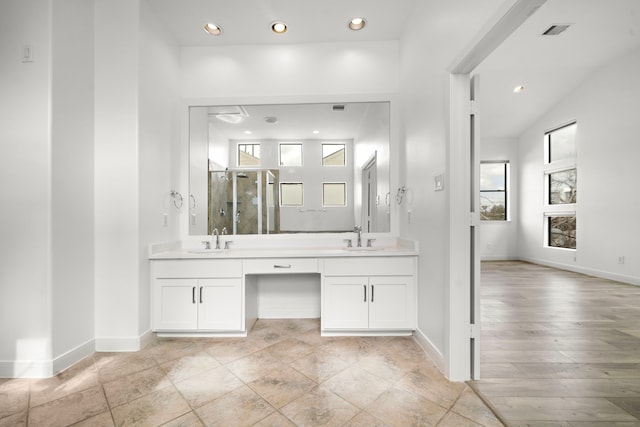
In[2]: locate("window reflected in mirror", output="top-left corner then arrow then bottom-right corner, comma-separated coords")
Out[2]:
280,143 -> 302,166
323,183 -> 346,206
322,144 -> 345,166
280,183 -> 303,206
238,143 -> 260,166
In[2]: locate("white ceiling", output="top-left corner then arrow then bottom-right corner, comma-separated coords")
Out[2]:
148,0 -> 640,139
475,0 -> 640,138
205,102 -> 383,141
148,0 -> 417,46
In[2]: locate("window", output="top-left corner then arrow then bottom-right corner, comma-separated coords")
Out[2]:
544,122 -> 577,249
280,183 -> 303,206
549,168 -> 576,204
546,122 -> 576,164
322,144 -> 345,166
279,143 -> 302,166
480,161 -> 509,221
548,215 -> 576,249
323,183 -> 346,206
238,143 -> 260,166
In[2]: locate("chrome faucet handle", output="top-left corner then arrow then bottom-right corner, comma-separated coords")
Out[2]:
201,241 -> 211,250
221,227 -> 227,235
354,225 -> 362,232
367,238 -> 376,247
224,241 -> 233,250
343,239 -> 352,248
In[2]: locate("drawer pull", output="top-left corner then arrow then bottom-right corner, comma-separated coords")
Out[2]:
274,264 -> 292,269
192,287 -> 196,304
364,285 -> 367,302
371,285 -> 374,302
199,286 -> 203,304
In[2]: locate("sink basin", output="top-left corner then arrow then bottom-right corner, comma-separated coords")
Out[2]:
186,248 -> 228,254
342,246 -> 385,252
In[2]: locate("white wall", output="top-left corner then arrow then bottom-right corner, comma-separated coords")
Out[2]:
398,0 -> 507,378
517,47 -> 640,285
180,42 -> 399,100
479,137 -> 519,260
51,0 -> 96,367
94,0 -> 142,350
138,0 -> 181,335
0,0 -> 54,377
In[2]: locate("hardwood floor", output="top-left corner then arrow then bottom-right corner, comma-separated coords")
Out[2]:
473,261 -> 640,426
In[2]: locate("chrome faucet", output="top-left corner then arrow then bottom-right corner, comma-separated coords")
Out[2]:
354,225 -> 362,247
212,228 -> 220,249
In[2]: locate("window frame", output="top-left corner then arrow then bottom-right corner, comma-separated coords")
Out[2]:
479,160 -> 509,221
322,182 -> 347,207
279,182 -> 304,207
543,121 -> 577,250
237,143 -> 261,167
279,143 -> 303,167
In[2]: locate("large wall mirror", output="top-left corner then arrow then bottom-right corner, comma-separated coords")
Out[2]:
189,102 -> 390,235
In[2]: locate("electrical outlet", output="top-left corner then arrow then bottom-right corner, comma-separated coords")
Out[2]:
162,213 -> 168,227
618,256 -> 625,264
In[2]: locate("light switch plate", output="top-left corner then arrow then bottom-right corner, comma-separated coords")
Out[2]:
434,174 -> 444,191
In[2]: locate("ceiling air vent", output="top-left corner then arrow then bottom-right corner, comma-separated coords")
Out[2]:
332,104 -> 346,112
541,24 -> 571,36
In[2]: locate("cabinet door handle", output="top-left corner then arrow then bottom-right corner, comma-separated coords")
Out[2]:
192,287 -> 196,304
371,285 -> 374,302
199,286 -> 203,304
274,264 -> 291,269
364,285 -> 367,302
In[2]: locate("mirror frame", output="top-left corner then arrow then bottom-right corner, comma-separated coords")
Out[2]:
179,94 -> 400,239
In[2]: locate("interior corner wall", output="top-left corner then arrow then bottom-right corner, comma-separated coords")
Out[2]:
0,0 -> 54,377
517,47 -> 640,285
94,0 -> 142,350
51,0 -> 96,366
479,137 -> 519,260
138,0 -> 181,336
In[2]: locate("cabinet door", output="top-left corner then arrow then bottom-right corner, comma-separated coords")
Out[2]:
323,276 -> 369,329
368,276 -> 415,329
153,279 -> 198,330
198,278 -> 242,330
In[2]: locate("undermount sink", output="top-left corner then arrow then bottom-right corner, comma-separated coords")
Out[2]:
343,246 -> 385,252
187,248 -> 228,254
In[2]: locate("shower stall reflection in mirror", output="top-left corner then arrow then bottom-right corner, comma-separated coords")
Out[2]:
209,169 -> 279,235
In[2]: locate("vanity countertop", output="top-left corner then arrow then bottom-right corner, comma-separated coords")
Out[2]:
148,237 -> 418,260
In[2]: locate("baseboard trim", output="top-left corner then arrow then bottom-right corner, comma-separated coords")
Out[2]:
519,256 -> 640,286
95,329 -> 154,352
413,327 -> 447,376
53,338 -> 95,375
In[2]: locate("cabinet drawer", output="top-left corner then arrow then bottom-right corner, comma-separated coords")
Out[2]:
324,257 -> 415,276
243,258 -> 319,274
152,259 -> 242,278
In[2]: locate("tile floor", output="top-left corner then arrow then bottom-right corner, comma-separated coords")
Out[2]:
1,319 -> 503,426
474,261 -> 640,426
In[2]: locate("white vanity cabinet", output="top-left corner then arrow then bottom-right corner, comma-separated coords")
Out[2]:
322,257 -> 416,332
151,260 -> 243,332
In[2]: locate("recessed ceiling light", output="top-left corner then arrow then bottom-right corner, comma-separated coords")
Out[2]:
244,130 -> 252,135
271,21 -> 287,34
513,85 -> 525,93
203,23 -> 222,36
348,18 -> 366,31
264,116 -> 279,124
312,130 -> 320,134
